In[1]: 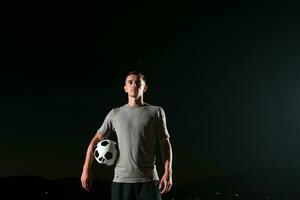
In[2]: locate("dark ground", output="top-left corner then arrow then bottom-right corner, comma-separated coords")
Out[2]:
1,166 -> 299,200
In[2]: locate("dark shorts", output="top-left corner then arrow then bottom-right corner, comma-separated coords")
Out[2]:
111,181 -> 161,200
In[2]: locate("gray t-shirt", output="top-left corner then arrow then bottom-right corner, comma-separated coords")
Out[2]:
97,103 -> 170,183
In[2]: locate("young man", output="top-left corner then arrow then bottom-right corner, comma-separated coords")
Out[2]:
81,71 -> 173,200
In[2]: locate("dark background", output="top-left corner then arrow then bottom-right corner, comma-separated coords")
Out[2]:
1,1 -> 300,188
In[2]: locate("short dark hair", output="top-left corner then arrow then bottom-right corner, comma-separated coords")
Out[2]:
125,71 -> 146,84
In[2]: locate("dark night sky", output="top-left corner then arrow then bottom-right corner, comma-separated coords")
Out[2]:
1,2 -> 300,184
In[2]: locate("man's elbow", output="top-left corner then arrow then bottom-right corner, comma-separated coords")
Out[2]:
160,137 -> 171,147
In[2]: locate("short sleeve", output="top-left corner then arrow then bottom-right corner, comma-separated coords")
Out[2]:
155,107 -> 170,140
97,110 -> 115,138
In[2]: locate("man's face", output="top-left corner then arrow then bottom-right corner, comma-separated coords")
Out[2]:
124,74 -> 147,98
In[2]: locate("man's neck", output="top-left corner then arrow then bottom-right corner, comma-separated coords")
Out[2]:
128,96 -> 144,107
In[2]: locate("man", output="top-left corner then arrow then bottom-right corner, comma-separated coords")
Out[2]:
81,71 -> 173,200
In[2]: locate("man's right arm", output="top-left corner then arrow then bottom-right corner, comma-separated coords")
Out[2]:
80,132 -> 105,191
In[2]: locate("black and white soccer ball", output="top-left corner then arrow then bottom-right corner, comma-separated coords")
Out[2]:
94,139 -> 119,166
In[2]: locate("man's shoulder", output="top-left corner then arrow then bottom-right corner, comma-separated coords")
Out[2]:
144,103 -> 165,113
110,104 -> 127,113
109,104 -> 164,113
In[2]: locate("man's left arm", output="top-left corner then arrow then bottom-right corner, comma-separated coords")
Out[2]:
159,137 -> 173,194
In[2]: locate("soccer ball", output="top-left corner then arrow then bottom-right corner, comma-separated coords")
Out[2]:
94,139 -> 119,166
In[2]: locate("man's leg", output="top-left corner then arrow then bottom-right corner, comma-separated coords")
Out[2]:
137,181 -> 161,200
111,182 -> 136,200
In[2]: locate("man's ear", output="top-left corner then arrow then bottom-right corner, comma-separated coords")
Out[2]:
124,85 -> 128,93
143,85 -> 148,93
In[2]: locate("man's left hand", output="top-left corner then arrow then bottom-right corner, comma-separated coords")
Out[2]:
159,172 -> 172,194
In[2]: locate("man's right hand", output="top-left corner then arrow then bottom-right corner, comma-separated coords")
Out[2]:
81,132 -> 104,192
81,169 -> 92,191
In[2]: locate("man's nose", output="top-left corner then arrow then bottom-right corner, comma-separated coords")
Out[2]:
132,82 -> 138,87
